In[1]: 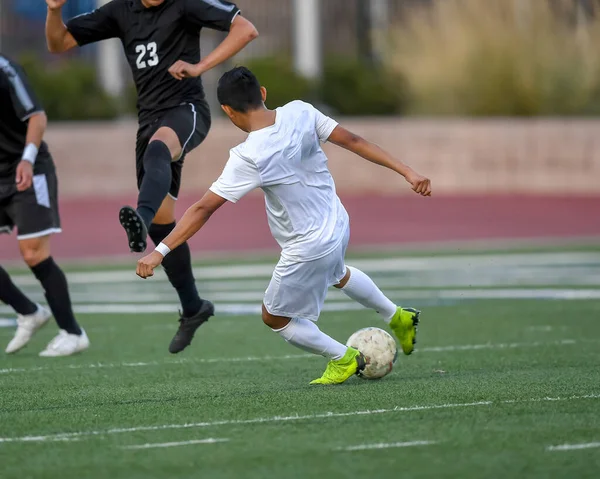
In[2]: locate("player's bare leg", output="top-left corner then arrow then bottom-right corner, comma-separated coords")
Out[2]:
335,266 -> 420,355
262,305 -> 365,384
147,195 -> 214,353
17,235 -> 88,356
120,126 -> 181,253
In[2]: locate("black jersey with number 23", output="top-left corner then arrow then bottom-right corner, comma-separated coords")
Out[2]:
66,0 -> 240,124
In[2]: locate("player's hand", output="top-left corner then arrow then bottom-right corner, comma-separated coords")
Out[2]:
168,61 -> 203,81
15,161 -> 33,192
46,0 -> 68,11
405,170 -> 432,196
136,251 -> 164,279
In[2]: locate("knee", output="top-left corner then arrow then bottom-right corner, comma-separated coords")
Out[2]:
152,201 -> 177,226
334,267 -> 351,289
262,306 -> 276,328
149,128 -> 181,159
21,243 -> 49,267
262,305 -> 290,329
144,140 -> 174,168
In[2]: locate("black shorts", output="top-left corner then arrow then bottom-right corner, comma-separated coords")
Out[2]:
136,100 -> 211,200
0,159 -> 61,240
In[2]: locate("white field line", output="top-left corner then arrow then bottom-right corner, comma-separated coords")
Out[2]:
0,340 -> 578,376
547,442 -> 600,451
338,440 -> 437,452
12,270 -> 600,299
9,252 -> 600,286
0,302 -> 352,316
0,301 -> 387,316
3,287 -> 600,317
419,339 -> 576,352
121,438 -> 229,450
433,289 -> 600,300
526,326 -> 554,332
0,354 -> 313,375
74,272 -> 600,291
1,394 -> 598,444
8,288 -> 600,306
0,303 -> 265,316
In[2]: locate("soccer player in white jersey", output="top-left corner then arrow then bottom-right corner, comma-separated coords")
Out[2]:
137,67 -> 432,385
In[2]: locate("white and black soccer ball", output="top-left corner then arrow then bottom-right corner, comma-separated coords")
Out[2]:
347,327 -> 398,380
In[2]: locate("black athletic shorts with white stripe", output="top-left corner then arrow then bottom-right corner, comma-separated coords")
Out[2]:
135,99 -> 211,200
0,157 -> 61,240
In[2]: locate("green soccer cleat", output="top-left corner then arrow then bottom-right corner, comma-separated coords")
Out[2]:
389,307 -> 420,355
310,347 -> 366,385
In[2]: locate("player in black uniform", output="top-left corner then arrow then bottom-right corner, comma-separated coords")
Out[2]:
0,55 -> 89,357
45,0 -> 258,353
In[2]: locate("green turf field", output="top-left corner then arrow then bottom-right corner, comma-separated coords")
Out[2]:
1,249 -> 599,478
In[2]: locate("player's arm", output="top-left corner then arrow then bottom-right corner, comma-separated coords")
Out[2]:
189,15 -> 258,76
46,1 -> 78,53
15,112 -> 47,189
46,0 -> 120,53
137,152 -> 261,279
15,112 -> 47,192
136,192 -> 226,279
4,61 -> 48,191
23,113 -> 47,151
328,126 -> 432,196
170,2 -> 258,80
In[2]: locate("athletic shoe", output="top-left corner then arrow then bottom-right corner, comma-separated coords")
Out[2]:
169,300 -> 215,354
5,304 -> 51,354
310,347 -> 366,385
39,329 -> 90,357
119,205 -> 148,253
389,307 -> 420,355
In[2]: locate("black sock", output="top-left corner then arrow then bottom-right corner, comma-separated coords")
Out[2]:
0,265 -> 38,315
149,222 -> 203,317
30,257 -> 81,335
137,140 -> 172,229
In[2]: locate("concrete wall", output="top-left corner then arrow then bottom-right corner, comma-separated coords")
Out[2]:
46,119 -> 600,198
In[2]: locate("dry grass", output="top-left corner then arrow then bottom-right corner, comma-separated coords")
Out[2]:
388,0 -> 600,115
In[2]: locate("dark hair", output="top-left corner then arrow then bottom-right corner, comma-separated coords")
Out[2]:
217,66 -> 263,113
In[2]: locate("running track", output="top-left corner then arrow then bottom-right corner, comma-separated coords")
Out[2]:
1,195 -> 599,261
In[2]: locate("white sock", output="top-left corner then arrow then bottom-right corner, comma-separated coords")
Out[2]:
274,318 -> 348,360
341,266 -> 397,323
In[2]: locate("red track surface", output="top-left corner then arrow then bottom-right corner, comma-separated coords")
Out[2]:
1,195 -> 599,261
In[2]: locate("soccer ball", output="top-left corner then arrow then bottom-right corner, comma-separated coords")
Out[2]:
346,327 -> 398,380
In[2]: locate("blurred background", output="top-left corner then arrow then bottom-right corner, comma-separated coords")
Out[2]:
1,0 -> 599,262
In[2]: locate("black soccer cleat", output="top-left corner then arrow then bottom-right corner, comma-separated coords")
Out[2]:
169,300 -> 215,354
119,206 -> 148,253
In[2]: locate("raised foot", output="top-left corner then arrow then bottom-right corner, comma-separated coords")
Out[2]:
389,307 -> 420,356
119,206 -> 148,253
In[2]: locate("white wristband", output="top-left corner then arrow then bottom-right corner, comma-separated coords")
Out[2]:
22,143 -> 38,165
155,242 -> 171,257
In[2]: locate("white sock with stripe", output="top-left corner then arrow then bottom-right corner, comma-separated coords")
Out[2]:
274,318 -> 347,360
341,266 -> 397,323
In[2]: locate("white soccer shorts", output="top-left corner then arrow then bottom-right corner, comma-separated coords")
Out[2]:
263,227 -> 350,321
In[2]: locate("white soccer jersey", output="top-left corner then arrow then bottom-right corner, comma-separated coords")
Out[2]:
210,100 -> 349,262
